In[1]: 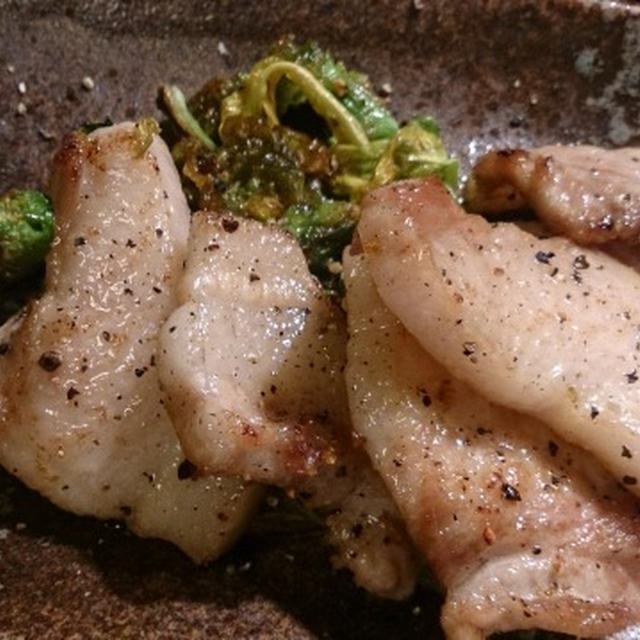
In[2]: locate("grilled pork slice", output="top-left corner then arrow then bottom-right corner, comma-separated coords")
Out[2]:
0,123 -> 260,562
466,145 -> 640,245
358,177 -> 640,497
344,250 -> 640,639
158,211 -> 417,598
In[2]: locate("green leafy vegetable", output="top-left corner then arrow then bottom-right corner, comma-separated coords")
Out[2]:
0,189 -> 54,288
332,118 -> 458,200
162,85 -> 216,150
273,39 -> 399,141
282,197 -> 357,295
130,117 -> 161,156
227,57 -> 369,147
371,117 -> 458,190
161,38 -> 457,295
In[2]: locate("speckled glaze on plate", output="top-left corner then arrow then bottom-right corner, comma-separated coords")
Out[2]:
0,1 -> 639,638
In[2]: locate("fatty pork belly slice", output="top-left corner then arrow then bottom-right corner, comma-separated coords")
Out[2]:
359,177 -> 640,496
343,251 -> 640,639
0,123 -> 259,562
158,211 -> 417,599
466,145 -> 640,245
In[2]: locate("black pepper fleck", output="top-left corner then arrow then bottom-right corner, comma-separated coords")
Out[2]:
177,459 -> 197,480
38,351 -> 62,372
599,215 -> 614,230
66,387 -> 80,400
462,341 -> 476,356
501,483 -> 522,501
573,254 -> 590,270
535,251 -> 555,264
222,218 -> 239,233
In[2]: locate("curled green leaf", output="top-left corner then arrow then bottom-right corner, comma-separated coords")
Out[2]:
371,117 -> 459,192
225,58 -> 369,147
0,189 -> 54,288
131,117 -> 161,156
160,40 -> 458,297
273,39 -> 399,141
161,84 -> 216,150
332,117 -> 458,201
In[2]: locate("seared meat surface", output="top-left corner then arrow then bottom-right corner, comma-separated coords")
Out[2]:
466,145 -> 640,245
159,212 -> 349,485
344,251 -> 640,638
0,123 -> 260,562
158,211 -> 417,598
358,177 -> 640,497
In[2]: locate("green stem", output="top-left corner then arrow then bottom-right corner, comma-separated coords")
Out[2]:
161,85 -> 216,150
244,60 -> 370,148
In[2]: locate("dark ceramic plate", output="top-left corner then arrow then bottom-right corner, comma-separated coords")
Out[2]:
1,1 -> 640,638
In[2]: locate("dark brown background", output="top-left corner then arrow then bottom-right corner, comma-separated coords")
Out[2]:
0,1 -> 639,637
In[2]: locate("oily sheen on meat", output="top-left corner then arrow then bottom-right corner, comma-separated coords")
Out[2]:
358,177 -> 640,498
158,211 -> 417,599
466,145 -> 640,245
0,123 -> 259,562
344,249 -> 640,639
